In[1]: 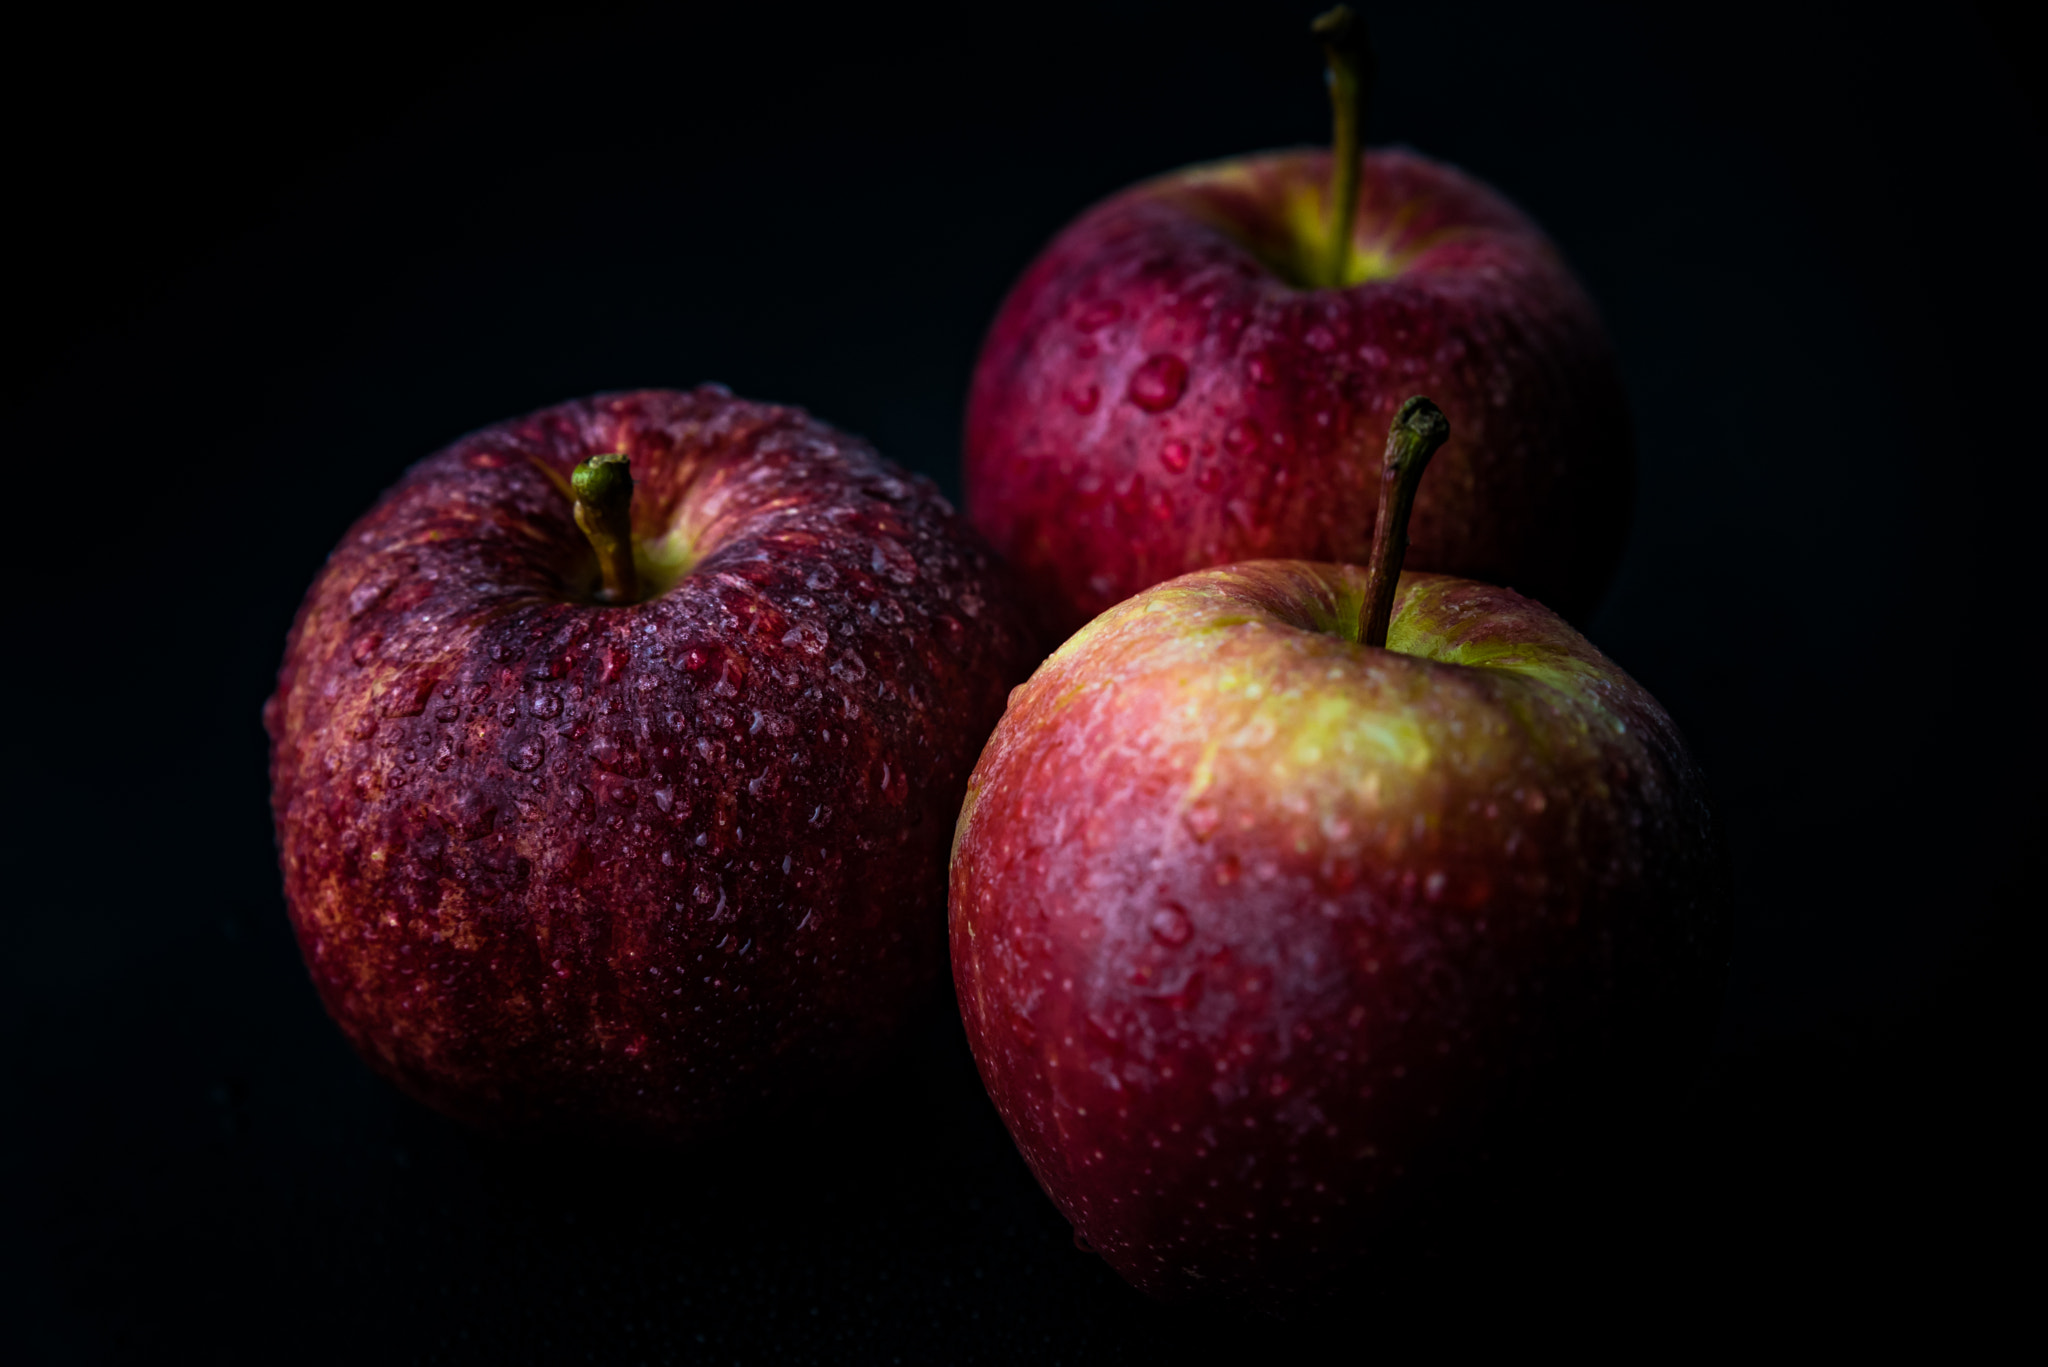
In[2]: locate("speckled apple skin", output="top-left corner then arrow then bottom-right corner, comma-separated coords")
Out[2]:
265,388 -> 1035,1141
949,564 -> 1725,1305
965,149 -> 1632,642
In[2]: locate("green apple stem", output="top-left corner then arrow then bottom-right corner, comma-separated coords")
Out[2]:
1356,397 -> 1450,649
1313,5 -> 1374,289
572,453 -> 640,604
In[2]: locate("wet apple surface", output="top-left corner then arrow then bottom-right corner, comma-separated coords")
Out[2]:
17,4 -> 2036,1354
265,388 -> 1036,1141
949,563 -> 1727,1304
965,146 -> 1634,642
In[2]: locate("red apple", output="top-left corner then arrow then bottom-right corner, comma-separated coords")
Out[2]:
949,400 -> 1723,1306
965,13 -> 1631,642
265,387 -> 1035,1141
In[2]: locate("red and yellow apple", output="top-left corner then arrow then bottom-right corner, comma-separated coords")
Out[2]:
950,404 -> 1723,1306
965,13 -> 1631,641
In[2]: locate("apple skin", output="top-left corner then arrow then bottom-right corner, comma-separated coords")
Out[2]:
949,562 -> 1725,1305
264,387 -> 1035,1142
965,149 -> 1632,642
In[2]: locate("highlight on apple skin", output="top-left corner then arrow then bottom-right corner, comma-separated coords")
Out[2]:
964,148 -> 1633,644
948,562 -> 1727,1306
264,387 -> 1036,1142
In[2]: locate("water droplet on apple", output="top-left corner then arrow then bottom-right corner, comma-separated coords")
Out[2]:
1223,419 -> 1261,456
530,691 -> 561,719
1150,906 -> 1192,947
1064,383 -> 1101,415
1304,325 -> 1337,352
1127,354 -> 1189,413
450,788 -> 497,839
782,621 -> 828,655
506,736 -> 545,771
1074,299 -> 1123,331
1246,353 -> 1277,386
870,540 -> 918,584
1184,803 -> 1220,840
1159,440 -> 1191,474
347,574 -> 395,619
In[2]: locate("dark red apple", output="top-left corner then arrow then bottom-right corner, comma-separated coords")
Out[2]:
965,12 -> 1631,642
264,387 -> 1034,1141
949,400 -> 1723,1306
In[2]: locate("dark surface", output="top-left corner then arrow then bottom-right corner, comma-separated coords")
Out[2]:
5,2 -> 2039,1359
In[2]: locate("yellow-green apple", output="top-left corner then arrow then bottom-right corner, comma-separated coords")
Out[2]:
264,388 -> 1035,1141
964,8 -> 1632,642
949,399 -> 1724,1305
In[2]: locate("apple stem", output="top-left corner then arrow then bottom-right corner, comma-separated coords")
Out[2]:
1313,5 -> 1374,289
572,453 -> 640,604
1356,397 -> 1450,649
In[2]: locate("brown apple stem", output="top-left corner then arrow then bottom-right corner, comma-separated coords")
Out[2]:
1356,397 -> 1450,648
572,453 -> 639,604
1313,5 -> 1374,288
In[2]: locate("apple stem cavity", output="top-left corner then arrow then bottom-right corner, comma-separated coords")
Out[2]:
1313,5 -> 1374,289
1356,396 -> 1451,649
572,453 -> 640,604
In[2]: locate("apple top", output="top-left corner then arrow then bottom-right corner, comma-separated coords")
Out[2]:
571,452 -> 639,604
1356,397 -> 1451,648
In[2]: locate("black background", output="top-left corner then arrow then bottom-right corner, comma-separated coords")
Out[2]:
6,1 -> 2041,1360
